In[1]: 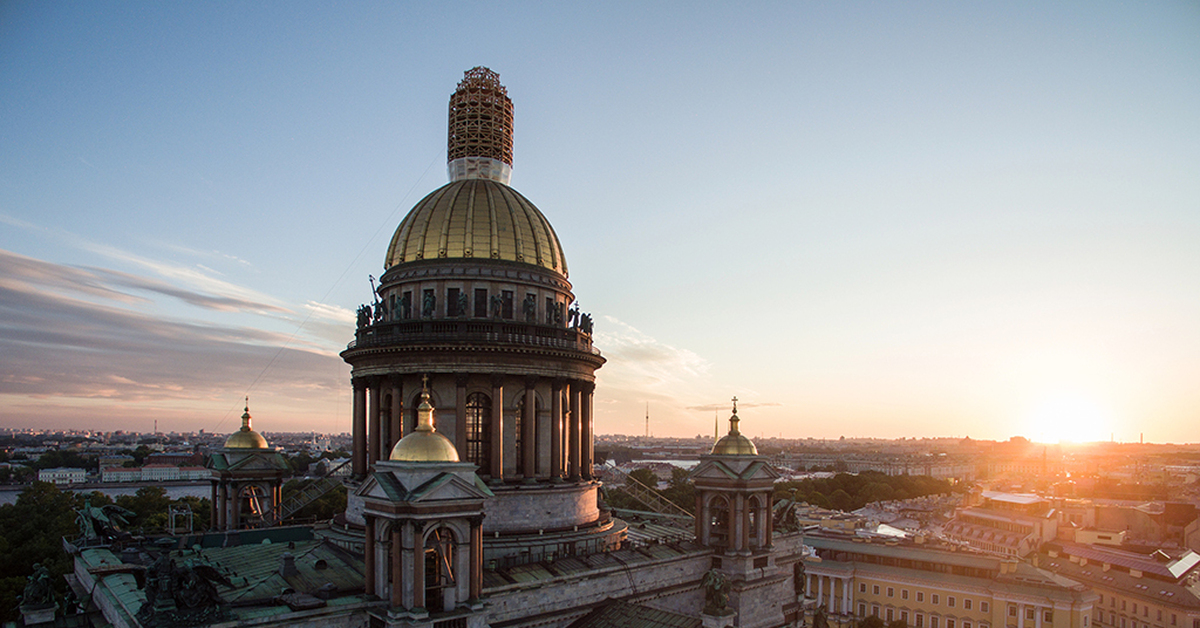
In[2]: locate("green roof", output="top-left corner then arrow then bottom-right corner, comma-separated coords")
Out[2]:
567,599 -> 701,628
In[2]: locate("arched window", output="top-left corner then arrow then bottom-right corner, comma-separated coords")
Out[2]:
238,485 -> 269,520
748,495 -> 760,544
709,495 -> 730,548
465,392 -> 491,472
424,526 -> 456,613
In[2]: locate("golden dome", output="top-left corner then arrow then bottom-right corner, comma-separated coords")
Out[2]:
384,178 -> 568,277
225,402 -> 269,449
390,383 -> 460,463
711,399 -> 758,456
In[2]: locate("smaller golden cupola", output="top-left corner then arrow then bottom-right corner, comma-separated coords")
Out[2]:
224,398 -> 269,449
390,377 -> 460,463
711,396 -> 758,456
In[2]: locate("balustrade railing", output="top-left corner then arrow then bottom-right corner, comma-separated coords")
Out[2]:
347,319 -> 597,354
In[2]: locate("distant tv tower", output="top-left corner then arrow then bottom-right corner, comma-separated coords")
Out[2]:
645,402 -> 650,438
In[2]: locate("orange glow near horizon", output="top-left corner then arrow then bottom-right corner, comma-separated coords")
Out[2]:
1023,391 -> 1114,444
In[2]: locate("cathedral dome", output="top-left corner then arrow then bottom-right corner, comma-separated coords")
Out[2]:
225,403 -> 269,449
711,401 -> 758,456
390,386 -> 460,463
383,178 -> 568,277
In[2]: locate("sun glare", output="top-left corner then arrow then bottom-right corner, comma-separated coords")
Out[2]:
1024,392 -> 1112,443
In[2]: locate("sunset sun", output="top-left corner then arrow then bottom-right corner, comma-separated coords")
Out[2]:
1024,392 -> 1113,443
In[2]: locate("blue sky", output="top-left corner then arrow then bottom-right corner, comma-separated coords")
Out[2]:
1,2 -> 1197,442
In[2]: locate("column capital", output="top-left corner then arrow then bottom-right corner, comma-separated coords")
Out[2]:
552,378 -> 565,391
456,374 -> 469,387
490,374 -> 505,388
578,380 -> 595,394
524,375 -> 538,389
353,377 -> 368,391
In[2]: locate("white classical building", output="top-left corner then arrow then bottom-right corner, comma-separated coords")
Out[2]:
38,467 -> 85,485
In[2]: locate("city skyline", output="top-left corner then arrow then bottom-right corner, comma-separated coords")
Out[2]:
1,3 -> 1197,442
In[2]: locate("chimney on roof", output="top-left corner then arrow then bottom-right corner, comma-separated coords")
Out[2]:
280,552 -> 299,577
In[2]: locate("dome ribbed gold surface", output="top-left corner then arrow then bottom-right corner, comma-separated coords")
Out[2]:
384,179 -> 568,277
225,405 -> 269,449
390,431 -> 460,462
225,429 -> 269,449
711,432 -> 758,456
711,405 -> 757,456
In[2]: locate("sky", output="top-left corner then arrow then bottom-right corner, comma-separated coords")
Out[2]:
1,2 -> 1197,443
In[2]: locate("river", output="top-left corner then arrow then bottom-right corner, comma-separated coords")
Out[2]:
0,482 -> 211,506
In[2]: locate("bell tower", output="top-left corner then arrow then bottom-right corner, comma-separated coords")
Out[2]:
689,399 -> 781,624
208,401 -> 289,530
355,379 -> 491,628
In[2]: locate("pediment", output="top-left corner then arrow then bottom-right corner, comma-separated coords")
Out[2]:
690,457 -> 780,482
225,453 -> 287,472
408,473 -> 490,502
354,475 -> 390,500
362,469 -> 491,504
690,460 -> 740,481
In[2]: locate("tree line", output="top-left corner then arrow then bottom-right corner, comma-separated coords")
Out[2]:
607,467 -> 960,515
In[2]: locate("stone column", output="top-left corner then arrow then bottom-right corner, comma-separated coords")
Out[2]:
523,378 -> 536,479
817,574 -> 824,605
1036,607 -> 1042,628
568,383 -> 581,480
727,497 -> 737,551
209,482 -> 218,531
216,482 -> 226,530
413,524 -> 426,610
455,375 -> 467,457
765,492 -> 774,547
369,377 -> 382,465
695,493 -> 706,543
828,576 -> 835,610
391,525 -> 402,607
738,493 -> 749,552
1019,605 -> 1025,628
389,377 -> 403,452
469,517 -> 483,601
365,516 -> 376,596
550,380 -> 563,480
490,378 -> 504,480
231,484 -> 241,530
581,382 -> 594,479
843,576 -> 850,614
352,379 -> 367,479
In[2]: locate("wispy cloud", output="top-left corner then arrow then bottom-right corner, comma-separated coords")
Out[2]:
686,401 -> 783,412
304,301 -> 355,323
593,315 -> 710,394
0,253 -> 344,411
150,240 -> 255,270
80,241 -> 287,313
88,265 -> 290,314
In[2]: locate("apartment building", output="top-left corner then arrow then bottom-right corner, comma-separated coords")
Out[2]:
804,533 -> 1096,628
1039,542 -> 1200,628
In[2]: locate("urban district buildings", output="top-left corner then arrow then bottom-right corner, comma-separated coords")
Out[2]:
64,69 -> 1199,628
